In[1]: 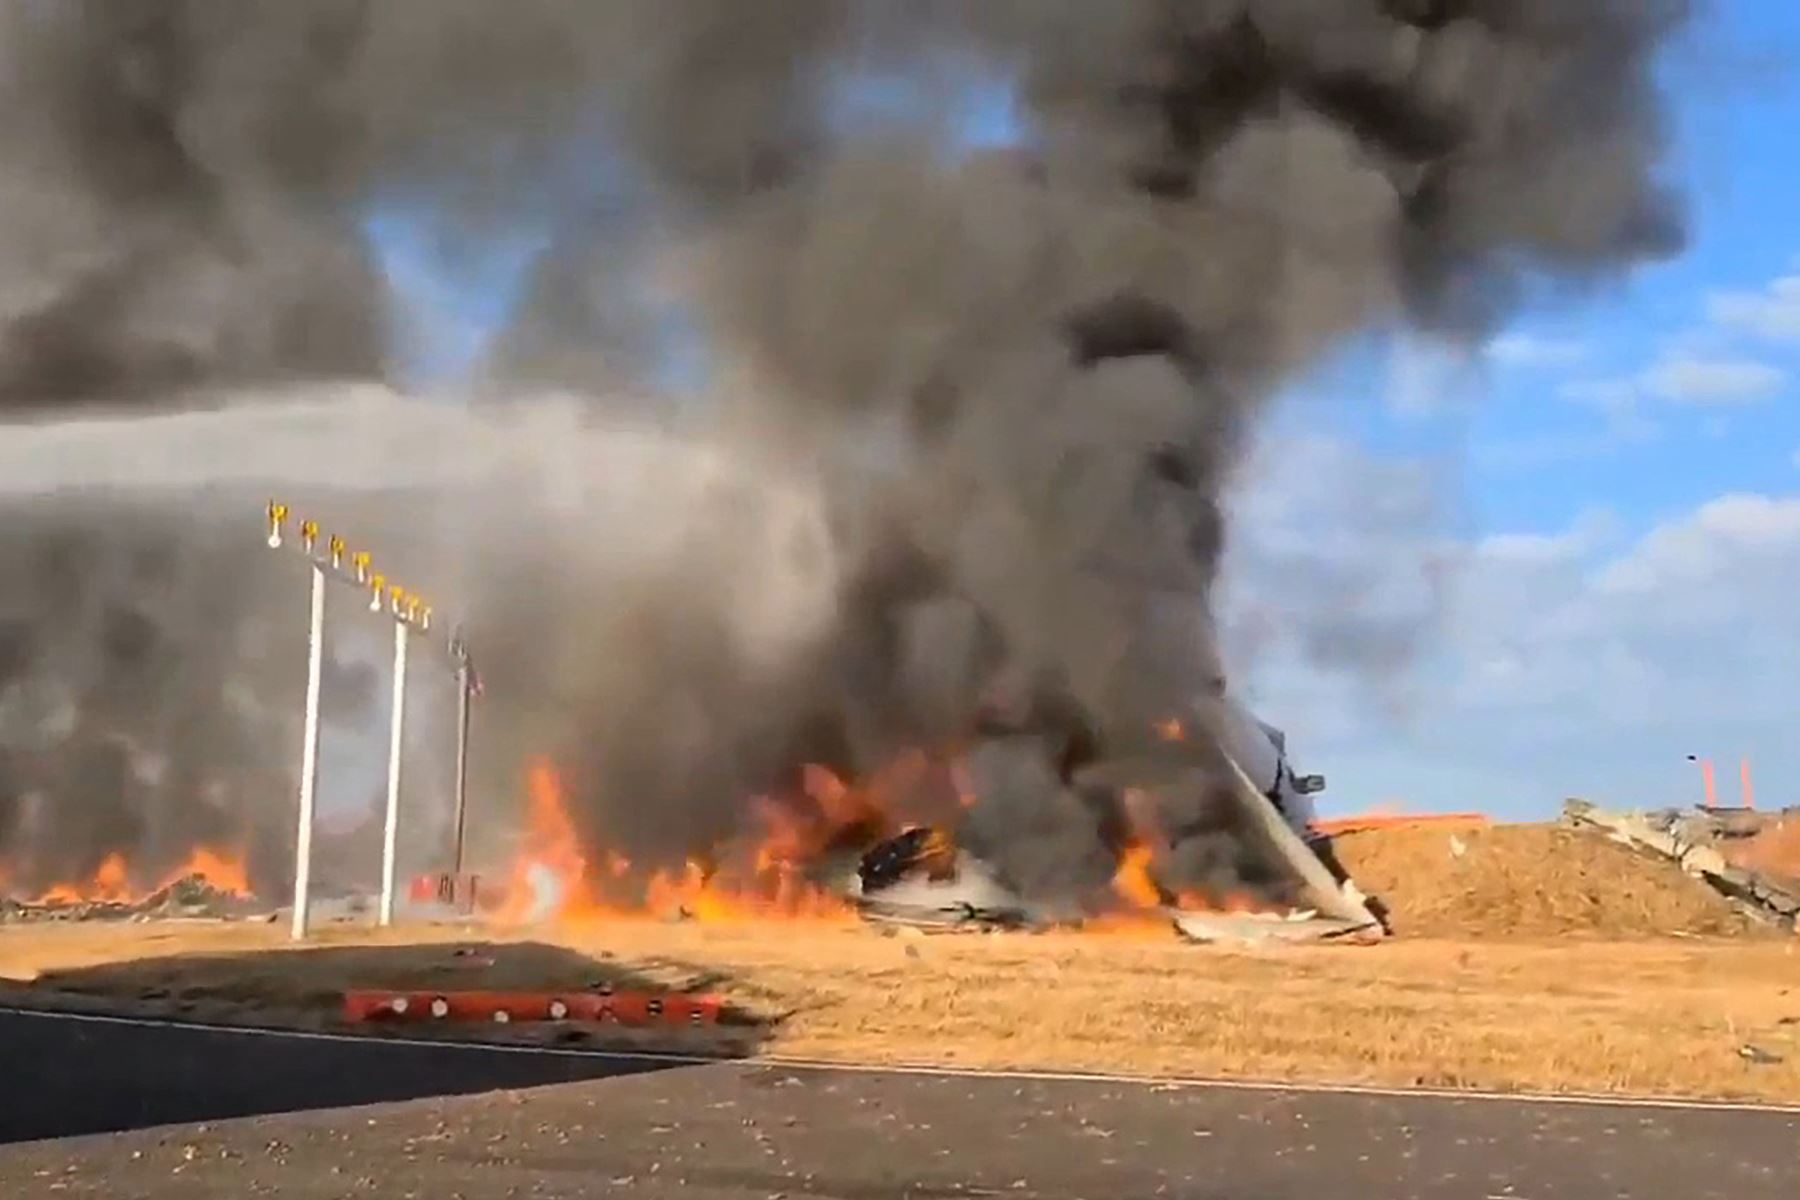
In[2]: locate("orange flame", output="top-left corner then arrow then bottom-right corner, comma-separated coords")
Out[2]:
495,751 -> 1284,934
23,845 -> 250,906
35,852 -> 133,906
1104,794 -> 1283,923
497,761 -> 861,926
93,852 -> 129,900
1111,841 -> 1165,909
157,847 -> 251,898
497,760 -> 594,923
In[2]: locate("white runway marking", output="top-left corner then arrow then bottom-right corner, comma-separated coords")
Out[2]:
4,1004 -> 1796,1117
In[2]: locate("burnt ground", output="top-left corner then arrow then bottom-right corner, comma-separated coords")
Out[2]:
1,1008 -> 1798,1199
1,938 -> 770,1058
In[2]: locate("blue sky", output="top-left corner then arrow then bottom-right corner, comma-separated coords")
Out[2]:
1229,2 -> 1800,818
1261,2 -> 1800,543
366,4 -> 1800,821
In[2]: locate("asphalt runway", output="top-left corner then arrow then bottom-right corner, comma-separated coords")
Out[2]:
2,1009 -> 1798,1199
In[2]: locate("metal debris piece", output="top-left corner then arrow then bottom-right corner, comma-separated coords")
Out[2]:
1170,910 -> 1383,946
1737,1044 -> 1785,1066
0,875 -> 263,924
848,839 -> 1047,932
1217,754 -> 1386,934
846,749 -> 1385,940
858,827 -> 959,893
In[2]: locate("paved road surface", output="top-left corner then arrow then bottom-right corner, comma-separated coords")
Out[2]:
2,1009 -> 1797,1199
0,1007 -> 664,1143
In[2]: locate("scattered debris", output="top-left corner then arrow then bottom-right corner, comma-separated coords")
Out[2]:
846,751 -> 1386,942
854,894 -> 1040,934
1737,1044 -> 1785,1067
1170,910 -> 1383,946
849,831 -> 1045,932
858,828 -> 958,892
0,875 -> 266,924
1563,801 -> 1800,930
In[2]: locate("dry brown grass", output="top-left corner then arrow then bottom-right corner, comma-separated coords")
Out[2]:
4,917 -> 1798,1104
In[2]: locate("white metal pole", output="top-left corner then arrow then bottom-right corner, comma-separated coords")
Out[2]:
291,563 -> 327,942
451,653 -> 471,877
378,618 -> 409,926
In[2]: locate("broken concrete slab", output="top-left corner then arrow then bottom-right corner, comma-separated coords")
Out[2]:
1562,800 -> 1800,930
1681,808 -> 1797,840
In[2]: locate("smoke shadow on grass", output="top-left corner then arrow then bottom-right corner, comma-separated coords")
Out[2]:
0,939 -> 768,1144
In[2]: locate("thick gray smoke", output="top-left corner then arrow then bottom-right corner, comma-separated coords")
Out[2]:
0,498 -> 369,894
0,1 -> 1690,907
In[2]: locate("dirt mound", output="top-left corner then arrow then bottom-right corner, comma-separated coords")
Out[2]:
1329,822 -> 1758,939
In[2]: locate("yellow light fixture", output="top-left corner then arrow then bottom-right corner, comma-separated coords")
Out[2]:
266,501 -> 289,549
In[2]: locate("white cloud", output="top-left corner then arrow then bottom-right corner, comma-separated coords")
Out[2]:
1475,509 -> 1616,568
1559,378 -> 1637,409
1383,332 -> 1479,417
1707,273 -> 1800,343
1485,333 -> 1587,369
1537,262 -> 1797,425
1229,480 -> 1800,818
1596,494 -> 1800,594
1640,355 -> 1786,405
1542,376 -> 1662,447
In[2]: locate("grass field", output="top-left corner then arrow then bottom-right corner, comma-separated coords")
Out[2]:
4,916 -> 1797,1104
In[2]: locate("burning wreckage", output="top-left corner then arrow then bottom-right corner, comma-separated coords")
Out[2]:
476,656 -> 1386,942
0,683 -> 1380,945
843,691 -> 1383,943
0,0 -> 1684,954
0,849 -> 264,925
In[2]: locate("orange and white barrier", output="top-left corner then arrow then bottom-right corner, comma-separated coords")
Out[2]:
407,872 -> 481,913
343,988 -> 721,1026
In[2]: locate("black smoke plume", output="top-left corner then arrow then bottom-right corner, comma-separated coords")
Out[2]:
0,2 -> 1690,906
